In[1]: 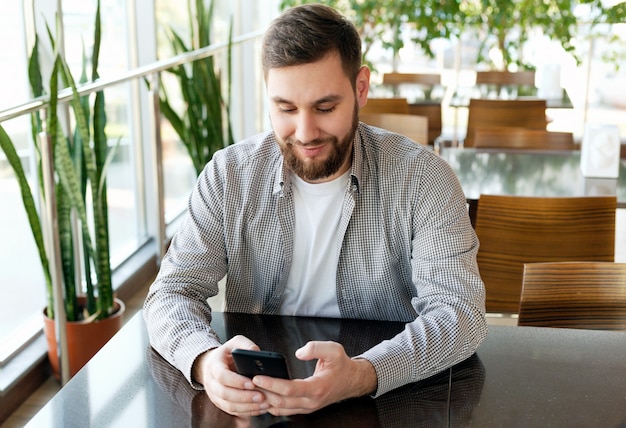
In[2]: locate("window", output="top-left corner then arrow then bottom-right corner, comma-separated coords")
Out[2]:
0,3 -> 47,363
0,0 -> 147,365
0,0 -> 271,370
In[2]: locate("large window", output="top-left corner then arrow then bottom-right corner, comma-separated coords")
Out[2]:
0,0 -> 146,362
0,3 -> 47,361
0,0 -> 272,371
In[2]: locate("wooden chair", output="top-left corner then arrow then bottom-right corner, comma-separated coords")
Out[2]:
360,97 -> 410,115
474,194 -> 616,314
464,99 -> 548,148
381,74 -> 443,145
383,72 -> 441,86
408,104 -> 442,146
473,127 -> 577,151
475,70 -> 536,86
518,262 -> 626,330
360,113 -> 428,145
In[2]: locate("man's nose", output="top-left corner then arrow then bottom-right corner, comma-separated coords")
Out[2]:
294,112 -> 321,144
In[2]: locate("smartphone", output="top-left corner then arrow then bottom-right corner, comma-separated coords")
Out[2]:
232,349 -> 291,379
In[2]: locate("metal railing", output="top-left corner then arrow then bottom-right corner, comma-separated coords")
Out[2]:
0,32 -> 262,123
1,30 -> 262,259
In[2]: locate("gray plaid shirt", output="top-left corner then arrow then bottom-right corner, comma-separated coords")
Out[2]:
144,122 -> 487,397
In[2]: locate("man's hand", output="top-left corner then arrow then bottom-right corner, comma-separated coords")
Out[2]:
192,335 -> 271,417
251,341 -> 378,416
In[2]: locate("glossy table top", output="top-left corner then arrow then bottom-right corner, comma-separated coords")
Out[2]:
450,84 -> 573,109
27,312 -> 626,427
368,82 -> 446,106
440,147 -> 626,207
369,82 -> 572,109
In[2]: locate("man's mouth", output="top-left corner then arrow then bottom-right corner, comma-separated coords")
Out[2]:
298,144 -> 326,157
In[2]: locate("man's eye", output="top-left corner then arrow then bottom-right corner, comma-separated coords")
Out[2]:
317,106 -> 336,113
277,105 -> 296,113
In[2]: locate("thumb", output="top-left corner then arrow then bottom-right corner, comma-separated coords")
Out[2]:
295,341 -> 315,361
295,341 -> 337,361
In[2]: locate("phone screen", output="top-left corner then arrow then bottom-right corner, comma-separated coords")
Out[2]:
232,349 -> 291,379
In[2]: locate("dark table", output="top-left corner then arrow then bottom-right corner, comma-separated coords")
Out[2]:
440,147 -> 626,208
27,312 -> 626,427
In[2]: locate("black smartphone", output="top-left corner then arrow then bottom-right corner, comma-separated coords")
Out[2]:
231,349 -> 291,379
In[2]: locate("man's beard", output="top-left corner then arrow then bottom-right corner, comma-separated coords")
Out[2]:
278,103 -> 359,181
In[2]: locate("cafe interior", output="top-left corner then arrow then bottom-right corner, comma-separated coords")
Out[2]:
1,0 -> 625,426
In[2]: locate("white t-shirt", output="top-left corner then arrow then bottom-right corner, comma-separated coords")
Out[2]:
278,170 -> 350,317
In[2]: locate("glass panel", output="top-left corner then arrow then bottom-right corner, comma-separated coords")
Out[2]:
0,5 -> 47,361
101,84 -> 146,266
0,119 -> 47,359
0,0 -> 147,361
0,3 -> 30,110
61,0 -> 148,266
155,0 -> 206,223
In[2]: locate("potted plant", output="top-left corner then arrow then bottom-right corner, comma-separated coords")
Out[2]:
0,0 -> 123,381
158,0 -> 234,176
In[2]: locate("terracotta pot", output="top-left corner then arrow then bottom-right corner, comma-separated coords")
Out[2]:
43,297 -> 125,379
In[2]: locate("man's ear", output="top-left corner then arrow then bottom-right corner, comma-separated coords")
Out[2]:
356,66 -> 370,108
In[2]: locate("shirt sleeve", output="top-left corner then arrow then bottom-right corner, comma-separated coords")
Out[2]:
359,154 -> 487,397
143,156 -> 228,389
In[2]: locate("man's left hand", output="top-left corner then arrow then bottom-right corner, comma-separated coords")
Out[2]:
250,341 -> 377,416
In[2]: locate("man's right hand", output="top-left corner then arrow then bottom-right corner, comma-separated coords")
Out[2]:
192,335 -> 271,417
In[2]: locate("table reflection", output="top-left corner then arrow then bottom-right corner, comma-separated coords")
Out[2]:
368,83 -> 446,106
27,313 -> 626,427
439,148 -> 626,207
148,314 -> 486,428
450,85 -> 573,109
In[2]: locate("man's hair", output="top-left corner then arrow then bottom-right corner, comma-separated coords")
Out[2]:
262,4 -> 362,88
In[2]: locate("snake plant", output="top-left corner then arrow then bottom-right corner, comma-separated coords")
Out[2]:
159,0 -> 234,176
0,0 -> 116,322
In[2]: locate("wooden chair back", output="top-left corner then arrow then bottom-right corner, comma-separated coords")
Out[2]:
360,113 -> 428,145
476,70 -> 536,86
381,74 -> 443,145
383,73 -> 441,86
473,127 -> 577,151
464,99 -> 548,148
408,104 -> 442,146
518,262 -> 626,330
474,194 -> 616,314
361,98 -> 410,115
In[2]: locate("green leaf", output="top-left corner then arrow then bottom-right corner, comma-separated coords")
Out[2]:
158,2 -> 234,175
0,124 -> 53,312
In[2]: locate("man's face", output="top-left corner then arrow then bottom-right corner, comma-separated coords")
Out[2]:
267,52 -> 370,183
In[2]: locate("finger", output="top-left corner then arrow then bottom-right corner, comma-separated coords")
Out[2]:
207,381 -> 270,416
252,375 -> 298,395
261,386 -> 319,417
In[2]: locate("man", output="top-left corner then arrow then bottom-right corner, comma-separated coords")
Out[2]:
144,3 -> 486,418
